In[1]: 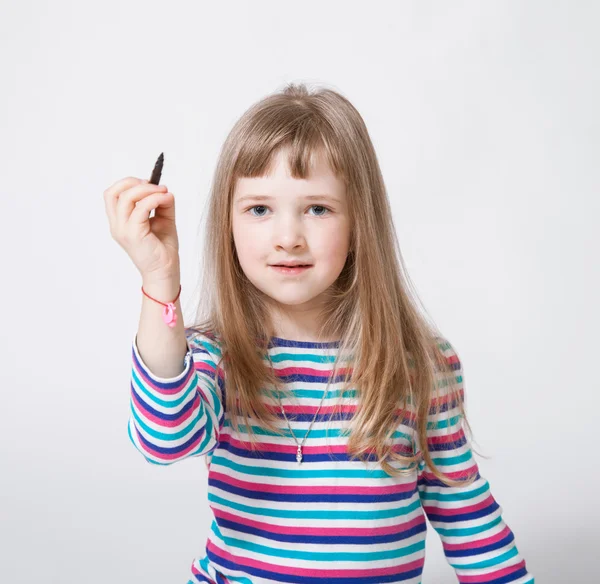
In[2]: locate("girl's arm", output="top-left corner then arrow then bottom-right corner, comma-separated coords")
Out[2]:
127,327 -> 225,465
417,340 -> 534,583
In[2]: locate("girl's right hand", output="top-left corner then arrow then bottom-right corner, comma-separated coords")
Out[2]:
103,176 -> 181,282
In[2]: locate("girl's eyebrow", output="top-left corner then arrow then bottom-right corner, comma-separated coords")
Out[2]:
236,194 -> 342,204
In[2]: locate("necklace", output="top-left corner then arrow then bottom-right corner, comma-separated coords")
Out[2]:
266,350 -> 333,464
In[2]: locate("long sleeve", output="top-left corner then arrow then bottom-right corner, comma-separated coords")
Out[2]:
127,326 -> 225,465
416,339 -> 534,583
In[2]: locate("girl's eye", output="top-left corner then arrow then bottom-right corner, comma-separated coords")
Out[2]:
246,205 -> 331,217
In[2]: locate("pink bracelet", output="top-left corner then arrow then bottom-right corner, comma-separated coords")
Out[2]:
141,284 -> 182,328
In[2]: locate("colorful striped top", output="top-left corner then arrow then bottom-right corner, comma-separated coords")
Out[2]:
128,328 -> 534,584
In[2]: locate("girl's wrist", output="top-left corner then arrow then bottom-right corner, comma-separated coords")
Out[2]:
141,277 -> 181,303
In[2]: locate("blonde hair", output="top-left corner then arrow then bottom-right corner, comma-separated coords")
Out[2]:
189,82 -> 478,487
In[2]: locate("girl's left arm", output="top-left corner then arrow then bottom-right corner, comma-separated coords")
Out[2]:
416,339 -> 534,583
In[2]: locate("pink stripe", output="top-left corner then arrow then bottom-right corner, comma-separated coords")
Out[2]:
422,494 -> 495,517
273,365 -> 352,377
459,559 -> 527,583
209,469 -> 417,496
218,433 -> 415,459
131,387 -> 200,428
419,464 -> 479,482
265,402 -> 418,430
206,539 -> 425,578
131,421 -> 206,461
265,402 -> 358,415
212,506 -> 426,537
429,388 -> 463,407
427,429 -> 464,446
443,526 -> 511,551
132,354 -> 214,395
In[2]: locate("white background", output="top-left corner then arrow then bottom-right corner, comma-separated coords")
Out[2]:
2,1 -> 597,582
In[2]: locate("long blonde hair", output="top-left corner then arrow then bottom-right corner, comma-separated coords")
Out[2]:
188,82 -> 478,487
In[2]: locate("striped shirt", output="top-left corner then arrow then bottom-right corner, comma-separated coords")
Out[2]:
128,328 -> 533,584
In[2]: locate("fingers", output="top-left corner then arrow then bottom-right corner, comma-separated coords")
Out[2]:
129,192 -> 174,226
103,177 -> 144,230
113,182 -> 168,234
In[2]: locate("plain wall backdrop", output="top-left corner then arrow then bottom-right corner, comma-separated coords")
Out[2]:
1,1 -> 597,582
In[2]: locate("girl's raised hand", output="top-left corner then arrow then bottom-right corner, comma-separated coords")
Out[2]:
103,177 -> 180,282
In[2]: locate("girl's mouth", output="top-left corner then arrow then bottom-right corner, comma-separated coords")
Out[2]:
269,265 -> 313,275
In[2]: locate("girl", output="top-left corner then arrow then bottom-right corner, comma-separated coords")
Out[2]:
105,83 -> 534,583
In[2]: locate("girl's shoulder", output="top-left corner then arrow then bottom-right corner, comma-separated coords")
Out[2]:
433,334 -> 460,361
430,335 -> 463,382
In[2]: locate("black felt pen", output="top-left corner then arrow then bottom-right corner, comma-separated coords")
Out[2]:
149,152 -> 164,185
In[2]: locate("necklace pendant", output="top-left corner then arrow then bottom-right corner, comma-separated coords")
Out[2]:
296,444 -> 303,464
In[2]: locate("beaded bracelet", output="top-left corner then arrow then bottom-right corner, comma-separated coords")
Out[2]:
141,284 -> 182,328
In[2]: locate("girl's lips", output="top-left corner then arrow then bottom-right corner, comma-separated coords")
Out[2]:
269,265 -> 313,275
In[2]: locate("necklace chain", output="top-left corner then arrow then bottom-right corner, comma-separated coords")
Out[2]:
266,350 -> 333,464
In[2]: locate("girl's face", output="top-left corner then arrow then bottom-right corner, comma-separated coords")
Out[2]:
231,147 -> 351,333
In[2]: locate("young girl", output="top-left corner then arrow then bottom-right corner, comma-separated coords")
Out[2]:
105,83 -> 534,583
